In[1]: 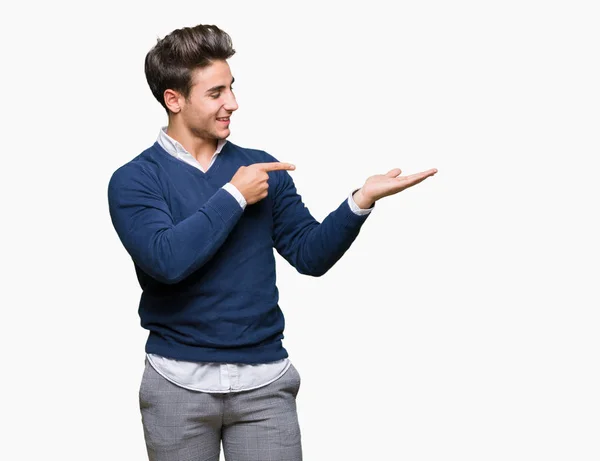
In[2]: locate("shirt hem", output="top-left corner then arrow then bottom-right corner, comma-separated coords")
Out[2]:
146,354 -> 292,394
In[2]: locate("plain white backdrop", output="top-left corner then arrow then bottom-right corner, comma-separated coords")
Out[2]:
2,1 -> 599,460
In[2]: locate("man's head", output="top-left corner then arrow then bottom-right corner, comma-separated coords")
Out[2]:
145,24 -> 238,141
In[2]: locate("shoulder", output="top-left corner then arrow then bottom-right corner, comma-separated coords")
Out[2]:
225,140 -> 292,187
223,140 -> 280,164
108,144 -> 162,193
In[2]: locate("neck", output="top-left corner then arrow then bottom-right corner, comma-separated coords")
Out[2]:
166,123 -> 218,162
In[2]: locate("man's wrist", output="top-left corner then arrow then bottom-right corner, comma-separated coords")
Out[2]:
352,188 -> 375,209
222,183 -> 247,209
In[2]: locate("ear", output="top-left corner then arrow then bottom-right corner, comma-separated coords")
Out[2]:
164,89 -> 183,113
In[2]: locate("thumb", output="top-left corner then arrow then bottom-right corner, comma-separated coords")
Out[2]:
385,168 -> 402,178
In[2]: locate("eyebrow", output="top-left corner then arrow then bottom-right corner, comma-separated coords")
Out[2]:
205,77 -> 235,94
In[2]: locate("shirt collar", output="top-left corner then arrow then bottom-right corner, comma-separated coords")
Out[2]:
157,126 -> 227,158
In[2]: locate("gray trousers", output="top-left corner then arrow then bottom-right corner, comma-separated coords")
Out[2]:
139,360 -> 303,461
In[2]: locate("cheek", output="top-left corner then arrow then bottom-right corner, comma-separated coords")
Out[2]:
187,101 -> 215,120
201,104 -> 220,120
195,109 -> 215,124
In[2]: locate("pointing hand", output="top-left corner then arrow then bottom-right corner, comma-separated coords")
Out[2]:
230,162 -> 296,205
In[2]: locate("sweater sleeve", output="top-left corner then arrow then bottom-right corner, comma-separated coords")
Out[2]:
108,164 -> 244,284
271,169 -> 370,277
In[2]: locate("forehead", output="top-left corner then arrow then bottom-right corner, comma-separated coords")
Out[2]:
191,60 -> 232,88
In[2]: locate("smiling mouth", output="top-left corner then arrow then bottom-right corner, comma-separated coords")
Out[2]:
217,117 -> 230,122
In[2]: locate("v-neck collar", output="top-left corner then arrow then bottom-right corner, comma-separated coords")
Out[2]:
152,141 -> 227,179
154,127 -> 228,178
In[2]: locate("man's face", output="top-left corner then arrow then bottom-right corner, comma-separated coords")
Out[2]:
179,60 -> 238,141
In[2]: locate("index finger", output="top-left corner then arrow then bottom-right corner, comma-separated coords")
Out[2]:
403,168 -> 438,181
256,162 -> 296,172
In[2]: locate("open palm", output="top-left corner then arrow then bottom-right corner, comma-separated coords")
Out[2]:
360,168 -> 438,203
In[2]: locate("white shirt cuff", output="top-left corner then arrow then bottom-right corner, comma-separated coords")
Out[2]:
348,188 -> 374,216
222,183 -> 247,209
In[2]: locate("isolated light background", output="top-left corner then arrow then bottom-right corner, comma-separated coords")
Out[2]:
2,1 -> 598,460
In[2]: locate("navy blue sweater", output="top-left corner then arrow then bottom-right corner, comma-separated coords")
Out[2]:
108,141 -> 370,363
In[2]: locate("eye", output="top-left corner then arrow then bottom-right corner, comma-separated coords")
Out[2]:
210,93 -> 221,99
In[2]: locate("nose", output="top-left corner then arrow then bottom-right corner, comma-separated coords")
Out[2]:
224,91 -> 238,112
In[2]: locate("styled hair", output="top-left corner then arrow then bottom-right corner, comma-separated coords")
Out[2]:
144,24 -> 236,113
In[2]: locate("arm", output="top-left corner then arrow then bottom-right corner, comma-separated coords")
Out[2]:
271,164 -> 438,277
272,170 -> 370,277
107,165 -> 244,284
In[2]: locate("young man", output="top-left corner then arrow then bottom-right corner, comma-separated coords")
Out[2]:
108,24 -> 437,461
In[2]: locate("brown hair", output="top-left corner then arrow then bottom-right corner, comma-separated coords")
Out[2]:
145,24 -> 236,113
